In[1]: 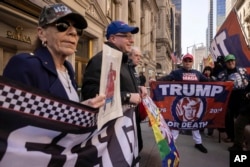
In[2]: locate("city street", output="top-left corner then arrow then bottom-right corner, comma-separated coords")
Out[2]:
139,121 -> 230,167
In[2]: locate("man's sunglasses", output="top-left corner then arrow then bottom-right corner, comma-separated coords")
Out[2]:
54,20 -> 83,36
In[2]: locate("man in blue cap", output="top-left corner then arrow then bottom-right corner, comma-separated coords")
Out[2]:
81,21 -> 147,154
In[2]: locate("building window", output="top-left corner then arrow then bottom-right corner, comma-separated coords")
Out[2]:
75,36 -> 93,87
107,0 -> 115,20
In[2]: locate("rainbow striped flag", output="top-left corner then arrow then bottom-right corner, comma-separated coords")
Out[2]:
142,96 -> 179,167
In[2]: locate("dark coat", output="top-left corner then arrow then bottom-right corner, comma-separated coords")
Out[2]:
3,47 -> 77,101
158,67 -> 209,82
217,67 -> 250,112
81,42 -> 139,104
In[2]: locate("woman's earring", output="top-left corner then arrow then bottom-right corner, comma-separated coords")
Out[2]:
42,40 -> 47,47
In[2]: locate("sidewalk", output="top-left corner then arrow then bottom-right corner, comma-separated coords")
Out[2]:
139,121 -> 231,167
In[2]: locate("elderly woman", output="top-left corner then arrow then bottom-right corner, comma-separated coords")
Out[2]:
3,3 -> 105,108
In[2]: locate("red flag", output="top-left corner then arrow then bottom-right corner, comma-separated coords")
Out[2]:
150,81 -> 234,130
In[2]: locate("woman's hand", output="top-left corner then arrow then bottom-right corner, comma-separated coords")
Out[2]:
81,94 -> 106,108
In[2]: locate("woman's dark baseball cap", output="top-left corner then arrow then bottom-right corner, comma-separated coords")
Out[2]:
38,3 -> 87,29
106,21 -> 139,39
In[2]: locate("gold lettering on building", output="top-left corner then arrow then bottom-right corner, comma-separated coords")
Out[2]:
6,26 -> 31,44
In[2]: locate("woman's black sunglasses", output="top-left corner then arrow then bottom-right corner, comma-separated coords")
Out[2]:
55,20 -> 83,36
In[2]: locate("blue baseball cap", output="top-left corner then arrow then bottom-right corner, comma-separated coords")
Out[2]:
106,21 -> 139,39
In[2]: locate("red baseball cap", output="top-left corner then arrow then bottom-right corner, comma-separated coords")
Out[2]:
182,53 -> 193,60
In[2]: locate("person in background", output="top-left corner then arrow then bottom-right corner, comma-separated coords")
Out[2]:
158,53 -> 209,153
128,46 -> 142,86
209,56 -> 229,140
81,21 -> 147,153
128,46 -> 147,151
217,54 -> 250,143
212,55 -> 225,78
3,3 -> 105,108
202,66 -> 216,81
202,66 -> 216,136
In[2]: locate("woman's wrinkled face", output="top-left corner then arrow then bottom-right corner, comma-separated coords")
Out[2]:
38,19 -> 82,57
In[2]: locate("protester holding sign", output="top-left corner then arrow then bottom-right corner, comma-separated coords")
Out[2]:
1,3 -> 108,166
81,21 -> 147,154
3,3 -> 105,107
158,53 -> 209,153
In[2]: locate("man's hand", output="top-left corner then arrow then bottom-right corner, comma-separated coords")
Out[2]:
81,94 -> 106,108
139,86 -> 148,98
129,93 -> 141,104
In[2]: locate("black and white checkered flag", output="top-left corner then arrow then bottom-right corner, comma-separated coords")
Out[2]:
0,76 -> 139,167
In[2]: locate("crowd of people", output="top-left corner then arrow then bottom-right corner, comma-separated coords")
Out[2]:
3,2 -> 148,164
2,2 -> 250,166
155,52 -> 250,153
201,54 -> 250,152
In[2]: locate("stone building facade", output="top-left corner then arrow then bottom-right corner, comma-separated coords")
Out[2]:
0,0 -> 176,87
235,0 -> 250,44
155,0 -> 174,78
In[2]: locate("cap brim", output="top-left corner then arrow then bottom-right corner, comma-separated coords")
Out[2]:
64,13 -> 88,29
131,27 -> 139,34
225,58 -> 235,62
119,27 -> 139,34
183,56 -> 193,60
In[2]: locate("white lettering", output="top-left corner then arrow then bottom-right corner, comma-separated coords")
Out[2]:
210,31 -> 229,59
167,121 -> 208,129
234,155 -> 247,162
0,126 -> 59,167
170,84 -> 182,96
209,108 -> 223,113
159,85 -> 170,95
211,86 -> 223,96
195,85 -> 211,96
182,84 -> 195,96
158,84 -> 223,97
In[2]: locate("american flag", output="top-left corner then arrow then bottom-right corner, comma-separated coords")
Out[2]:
171,52 -> 177,64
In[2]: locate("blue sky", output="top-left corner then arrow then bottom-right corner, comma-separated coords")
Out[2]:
181,0 -> 209,54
